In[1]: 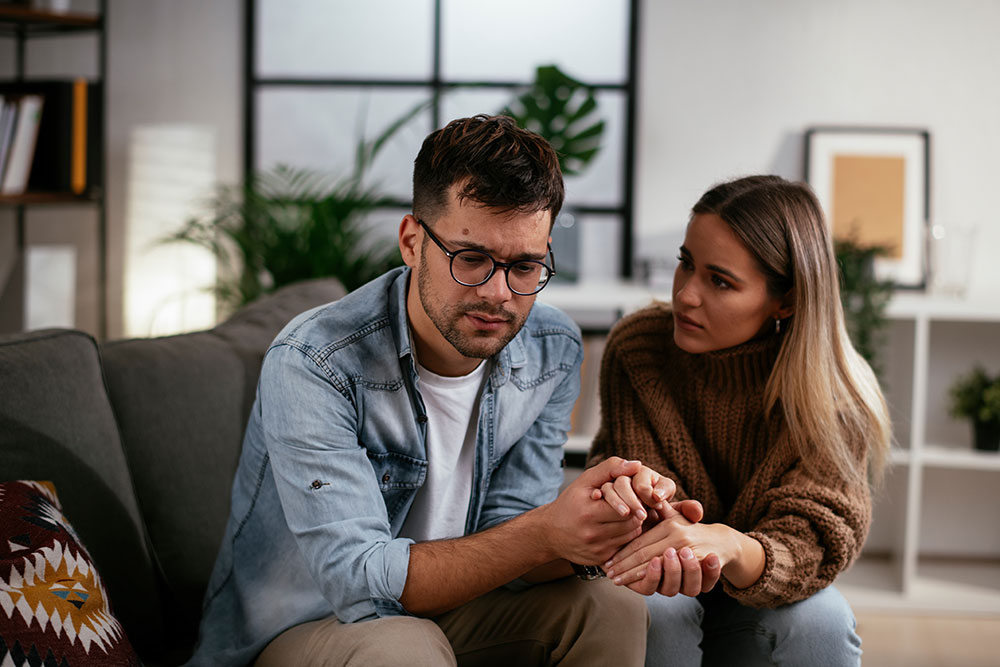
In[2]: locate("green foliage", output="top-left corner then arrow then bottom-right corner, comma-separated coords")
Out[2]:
949,366 -> 1000,424
835,237 -> 895,377
501,65 -> 605,176
165,101 -> 429,313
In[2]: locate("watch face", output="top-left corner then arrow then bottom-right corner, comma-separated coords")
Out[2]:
572,563 -> 606,580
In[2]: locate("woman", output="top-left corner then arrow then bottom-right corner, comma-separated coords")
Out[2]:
588,175 -> 891,666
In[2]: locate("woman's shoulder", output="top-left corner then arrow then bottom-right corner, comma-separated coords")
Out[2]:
607,301 -> 674,349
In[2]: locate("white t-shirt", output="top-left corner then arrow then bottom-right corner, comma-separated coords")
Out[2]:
398,360 -> 487,542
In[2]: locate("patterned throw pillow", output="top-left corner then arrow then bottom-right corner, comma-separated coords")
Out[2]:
0,480 -> 140,666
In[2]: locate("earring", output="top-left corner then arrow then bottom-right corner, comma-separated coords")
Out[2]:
774,318 -> 781,334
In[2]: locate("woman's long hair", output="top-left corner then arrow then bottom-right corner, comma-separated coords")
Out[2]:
692,175 -> 891,486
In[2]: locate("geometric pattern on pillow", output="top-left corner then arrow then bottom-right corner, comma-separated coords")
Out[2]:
0,480 -> 140,667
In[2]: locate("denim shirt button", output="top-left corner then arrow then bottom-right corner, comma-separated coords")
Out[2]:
417,414 -> 428,424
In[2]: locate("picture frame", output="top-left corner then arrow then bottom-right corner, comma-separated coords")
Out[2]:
804,126 -> 930,290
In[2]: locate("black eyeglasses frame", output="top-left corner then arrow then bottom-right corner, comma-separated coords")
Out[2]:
416,218 -> 556,296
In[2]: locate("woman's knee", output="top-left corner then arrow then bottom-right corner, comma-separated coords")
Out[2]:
762,587 -> 861,666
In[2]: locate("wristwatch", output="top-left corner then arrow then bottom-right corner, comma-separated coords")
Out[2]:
570,562 -> 606,580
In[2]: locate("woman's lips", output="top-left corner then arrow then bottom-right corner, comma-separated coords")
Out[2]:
674,312 -> 703,331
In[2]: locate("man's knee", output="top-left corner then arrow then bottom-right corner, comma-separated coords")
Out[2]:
257,615 -> 456,667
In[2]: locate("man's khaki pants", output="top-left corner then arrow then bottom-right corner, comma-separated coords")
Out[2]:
255,576 -> 648,666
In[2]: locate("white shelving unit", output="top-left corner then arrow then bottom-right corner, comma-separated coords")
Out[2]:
540,283 -> 1000,614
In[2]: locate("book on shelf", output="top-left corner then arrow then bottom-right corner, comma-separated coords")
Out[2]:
0,94 -> 44,195
0,78 -> 102,197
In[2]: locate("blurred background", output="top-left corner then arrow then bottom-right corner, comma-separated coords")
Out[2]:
1,2 -> 999,659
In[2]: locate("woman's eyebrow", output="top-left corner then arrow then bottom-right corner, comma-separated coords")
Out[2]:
679,245 -> 745,284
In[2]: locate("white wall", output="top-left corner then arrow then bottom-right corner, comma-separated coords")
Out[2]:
105,0 -> 241,337
636,0 -> 1000,299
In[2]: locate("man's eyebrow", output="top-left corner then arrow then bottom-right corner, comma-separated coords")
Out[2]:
679,245 -> 745,284
450,238 -> 548,262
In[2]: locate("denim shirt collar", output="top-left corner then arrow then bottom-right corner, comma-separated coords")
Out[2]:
387,266 -> 527,388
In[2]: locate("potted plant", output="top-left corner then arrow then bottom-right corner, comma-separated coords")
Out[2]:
948,366 -> 1000,452
835,236 -> 895,379
165,100 -> 428,315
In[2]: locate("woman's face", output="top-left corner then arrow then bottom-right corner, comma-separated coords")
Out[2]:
671,213 -> 788,354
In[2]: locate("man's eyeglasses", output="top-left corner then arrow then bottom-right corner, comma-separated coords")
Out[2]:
417,219 -> 556,296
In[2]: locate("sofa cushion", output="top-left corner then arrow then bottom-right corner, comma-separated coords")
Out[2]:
99,277 -> 347,650
0,480 -> 141,666
100,330 -> 247,647
0,330 -> 164,656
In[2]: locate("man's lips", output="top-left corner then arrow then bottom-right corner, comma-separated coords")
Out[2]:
465,312 -> 512,330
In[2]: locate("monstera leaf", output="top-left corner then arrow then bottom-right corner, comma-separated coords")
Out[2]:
502,65 -> 605,176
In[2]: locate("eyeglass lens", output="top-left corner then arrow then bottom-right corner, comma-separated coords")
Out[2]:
451,250 -> 551,295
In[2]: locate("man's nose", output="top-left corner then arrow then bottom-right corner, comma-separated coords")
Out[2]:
476,267 -> 513,302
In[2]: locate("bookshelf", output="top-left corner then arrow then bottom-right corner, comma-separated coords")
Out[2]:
0,2 -> 106,338
541,283 -> 1000,614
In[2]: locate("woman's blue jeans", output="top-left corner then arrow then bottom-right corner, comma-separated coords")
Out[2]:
644,586 -> 862,667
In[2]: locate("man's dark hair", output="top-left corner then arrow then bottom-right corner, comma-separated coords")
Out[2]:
412,114 -> 564,226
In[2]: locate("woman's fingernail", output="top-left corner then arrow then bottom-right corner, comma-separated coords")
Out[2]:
617,504 -> 628,516
665,548 -> 677,560
613,576 -> 623,585
637,509 -> 647,521
680,547 -> 694,560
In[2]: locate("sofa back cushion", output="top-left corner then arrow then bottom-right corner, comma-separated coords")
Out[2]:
0,329 -> 165,656
99,277 -> 347,652
100,331 -> 248,648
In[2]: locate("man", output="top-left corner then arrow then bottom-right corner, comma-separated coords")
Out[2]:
188,114 -> 668,667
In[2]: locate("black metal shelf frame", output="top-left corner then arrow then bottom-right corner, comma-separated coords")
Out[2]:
243,0 -> 639,278
0,0 -> 108,339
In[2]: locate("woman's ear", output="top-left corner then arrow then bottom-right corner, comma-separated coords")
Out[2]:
399,214 -> 422,267
775,290 -> 795,320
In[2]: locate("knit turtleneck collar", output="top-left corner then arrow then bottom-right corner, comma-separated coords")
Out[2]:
669,316 -> 783,395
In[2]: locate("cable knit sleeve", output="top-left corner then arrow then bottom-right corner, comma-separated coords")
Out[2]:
722,440 -> 872,608
586,308 -> 696,505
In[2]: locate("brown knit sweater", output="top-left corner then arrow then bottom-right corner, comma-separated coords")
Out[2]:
587,304 -> 870,608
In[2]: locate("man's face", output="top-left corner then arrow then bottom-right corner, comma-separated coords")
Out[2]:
400,186 -> 551,376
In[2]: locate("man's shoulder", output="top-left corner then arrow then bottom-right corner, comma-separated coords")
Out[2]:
271,268 -> 405,360
524,300 -> 582,341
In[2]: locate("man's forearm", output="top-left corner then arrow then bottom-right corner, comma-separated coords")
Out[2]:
400,506 -> 555,616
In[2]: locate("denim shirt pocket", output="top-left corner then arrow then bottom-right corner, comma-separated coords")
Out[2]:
366,450 -> 428,524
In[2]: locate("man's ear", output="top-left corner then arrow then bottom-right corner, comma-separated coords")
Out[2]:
399,214 -> 422,268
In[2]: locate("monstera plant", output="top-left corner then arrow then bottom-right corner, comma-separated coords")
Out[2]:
501,64 -> 605,176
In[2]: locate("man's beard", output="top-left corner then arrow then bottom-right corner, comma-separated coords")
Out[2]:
417,261 -> 528,359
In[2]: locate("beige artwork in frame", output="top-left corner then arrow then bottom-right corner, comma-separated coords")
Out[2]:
805,127 -> 929,289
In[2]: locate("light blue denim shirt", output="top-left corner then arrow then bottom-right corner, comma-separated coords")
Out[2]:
187,266 -> 582,666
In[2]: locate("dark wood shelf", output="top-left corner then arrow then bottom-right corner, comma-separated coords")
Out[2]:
0,5 -> 100,33
0,191 -> 101,205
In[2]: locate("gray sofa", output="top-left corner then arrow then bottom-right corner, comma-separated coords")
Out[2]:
0,278 -> 346,665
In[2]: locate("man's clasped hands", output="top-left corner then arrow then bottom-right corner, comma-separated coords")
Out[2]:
546,458 -> 730,598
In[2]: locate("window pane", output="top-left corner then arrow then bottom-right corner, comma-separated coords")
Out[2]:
442,88 -> 624,207
550,212 -> 622,285
256,87 -> 434,200
257,0 -> 435,78
441,0 -> 629,82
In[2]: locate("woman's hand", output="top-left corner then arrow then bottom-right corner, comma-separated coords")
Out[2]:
605,515 -> 764,594
592,464 -> 674,522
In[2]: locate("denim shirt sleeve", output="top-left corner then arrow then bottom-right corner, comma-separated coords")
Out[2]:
259,342 -> 413,623
477,330 -> 583,532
